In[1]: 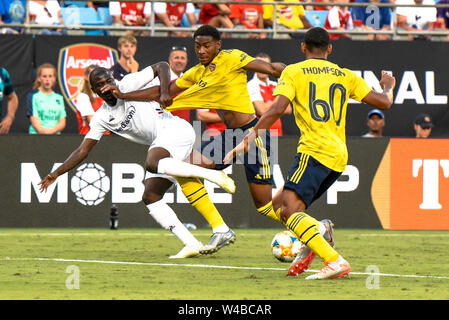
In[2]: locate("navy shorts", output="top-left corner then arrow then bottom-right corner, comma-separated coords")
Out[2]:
284,153 -> 342,209
199,118 -> 275,186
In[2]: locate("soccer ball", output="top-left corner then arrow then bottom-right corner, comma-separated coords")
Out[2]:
270,231 -> 304,262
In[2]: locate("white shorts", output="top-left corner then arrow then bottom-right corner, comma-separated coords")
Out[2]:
145,116 -> 196,184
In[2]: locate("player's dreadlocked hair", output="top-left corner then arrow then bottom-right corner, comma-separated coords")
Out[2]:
193,25 -> 221,41
304,27 -> 330,53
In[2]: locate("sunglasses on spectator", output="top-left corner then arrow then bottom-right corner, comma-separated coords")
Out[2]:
171,46 -> 187,52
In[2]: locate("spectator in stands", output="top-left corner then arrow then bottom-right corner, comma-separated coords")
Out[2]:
324,0 -> 354,39
60,1 -> 88,8
362,109 -> 385,137
196,109 -> 226,136
436,0 -> 449,41
29,0 -> 65,35
395,0 -> 437,40
166,46 -> 191,122
110,35 -> 140,81
229,0 -> 267,39
154,2 -> 197,37
351,0 -> 392,40
27,63 -> 66,135
0,0 -> 26,34
308,0 -> 331,10
262,0 -> 311,39
0,67 -> 19,134
198,3 -> 234,36
73,64 -> 104,135
414,113 -> 433,138
109,1 -> 152,36
247,52 -> 291,136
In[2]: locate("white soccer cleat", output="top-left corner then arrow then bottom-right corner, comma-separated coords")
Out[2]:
217,171 -> 236,194
305,257 -> 351,280
169,245 -> 201,259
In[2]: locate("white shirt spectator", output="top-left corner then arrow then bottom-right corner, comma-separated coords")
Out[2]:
396,0 -> 437,29
29,0 -> 61,25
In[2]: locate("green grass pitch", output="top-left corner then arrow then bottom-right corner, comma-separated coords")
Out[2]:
1,228 -> 449,300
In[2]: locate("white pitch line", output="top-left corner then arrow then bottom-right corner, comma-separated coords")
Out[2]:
2,257 -> 449,280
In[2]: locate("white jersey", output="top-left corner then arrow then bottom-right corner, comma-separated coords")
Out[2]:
85,66 -> 174,146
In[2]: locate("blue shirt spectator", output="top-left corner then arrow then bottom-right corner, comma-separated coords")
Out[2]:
351,0 -> 392,40
0,0 -> 26,34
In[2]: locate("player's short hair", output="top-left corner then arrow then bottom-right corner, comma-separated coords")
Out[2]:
304,27 -> 330,52
193,25 -> 221,41
255,52 -> 271,60
89,67 -> 111,87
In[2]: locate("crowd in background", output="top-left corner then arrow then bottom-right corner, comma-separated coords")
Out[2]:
0,0 -> 448,41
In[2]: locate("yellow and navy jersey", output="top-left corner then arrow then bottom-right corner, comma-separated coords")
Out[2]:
165,49 -> 256,114
273,58 -> 372,172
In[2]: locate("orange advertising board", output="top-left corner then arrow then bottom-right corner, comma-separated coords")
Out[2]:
372,138 -> 449,230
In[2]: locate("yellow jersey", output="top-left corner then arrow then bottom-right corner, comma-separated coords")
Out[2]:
165,49 -> 256,114
273,58 -> 372,172
262,0 -> 306,30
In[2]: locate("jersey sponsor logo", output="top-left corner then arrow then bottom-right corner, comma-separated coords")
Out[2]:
116,106 -> 136,132
58,43 -> 119,114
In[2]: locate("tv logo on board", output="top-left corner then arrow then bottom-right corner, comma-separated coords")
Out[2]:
413,159 -> 449,210
57,43 -> 118,113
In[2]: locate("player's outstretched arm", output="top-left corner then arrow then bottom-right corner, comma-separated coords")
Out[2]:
38,138 -> 97,192
103,81 -> 184,105
224,95 -> 290,164
243,59 -> 286,78
362,71 -> 396,110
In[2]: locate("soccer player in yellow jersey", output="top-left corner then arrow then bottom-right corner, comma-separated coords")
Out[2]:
225,27 -> 396,279
102,25 -> 287,255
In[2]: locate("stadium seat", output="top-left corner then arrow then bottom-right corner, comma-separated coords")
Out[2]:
97,7 -> 112,26
180,8 -> 200,27
61,7 -> 105,36
305,10 -> 328,27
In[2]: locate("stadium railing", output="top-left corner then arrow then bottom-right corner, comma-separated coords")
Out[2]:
2,0 -> 449,39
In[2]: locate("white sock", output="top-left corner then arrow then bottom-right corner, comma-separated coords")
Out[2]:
146,200 -> 202,249
157,157 -> 222,185
212,224 -> 230,233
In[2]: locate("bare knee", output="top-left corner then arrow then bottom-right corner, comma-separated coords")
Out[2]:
145,158 -> 159,174
142,191 -> 163,205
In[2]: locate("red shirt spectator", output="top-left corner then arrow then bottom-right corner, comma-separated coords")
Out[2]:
109,1 -> 151,26
154,2 -> 196,27
324,4 -> 353,39
229,0 -> 264,29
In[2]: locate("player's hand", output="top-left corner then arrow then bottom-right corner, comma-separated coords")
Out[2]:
38,173 -> 57,193
223,137 -> 250,165
159,93 -> 173,107
127,57 -> 139,73
380,70 -> 396,91
100,83 -> 124,99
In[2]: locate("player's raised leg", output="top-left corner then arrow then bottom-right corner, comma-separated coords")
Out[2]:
142,177 -> 203,258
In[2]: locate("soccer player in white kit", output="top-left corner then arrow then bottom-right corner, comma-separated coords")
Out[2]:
38,62 -> 235,258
